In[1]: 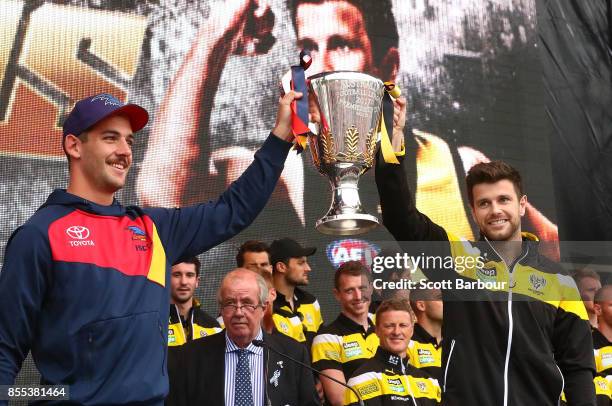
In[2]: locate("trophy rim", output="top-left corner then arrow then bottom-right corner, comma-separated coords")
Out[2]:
307,70 -> 383,82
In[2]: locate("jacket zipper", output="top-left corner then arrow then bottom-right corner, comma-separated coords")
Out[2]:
555,363 -> 565,404
486,238 -> 529,406
443,339 -> 456,393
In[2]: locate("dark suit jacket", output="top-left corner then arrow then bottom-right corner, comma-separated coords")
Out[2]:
166,331 -> 319,406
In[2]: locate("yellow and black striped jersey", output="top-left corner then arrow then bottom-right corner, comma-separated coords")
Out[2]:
406,323 -> 442,380
273,288 -> 323,344
345,347 -> 441,405
312,313 -> 378,380
594,328 -> 612,376
168,302 -> 222,346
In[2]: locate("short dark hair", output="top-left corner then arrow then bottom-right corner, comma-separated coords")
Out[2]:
179,256 -> 201,277
236,240 -> 270,267
375,298 -> 413,321
287,0 -> 399,68
334,260 -> 372,290
466,161 -> 523,207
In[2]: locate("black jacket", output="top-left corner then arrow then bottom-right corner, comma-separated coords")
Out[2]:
166,331 -> 319,406
375,152 -> 596,406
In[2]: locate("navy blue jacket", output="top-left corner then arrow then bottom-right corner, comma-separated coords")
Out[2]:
0,134 -> 291,405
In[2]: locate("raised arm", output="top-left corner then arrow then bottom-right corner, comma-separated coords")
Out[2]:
146,91 -> 301,264
375,97 -> 448,242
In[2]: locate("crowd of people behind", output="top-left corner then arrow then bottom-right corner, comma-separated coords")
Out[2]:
165,239 -> 611,406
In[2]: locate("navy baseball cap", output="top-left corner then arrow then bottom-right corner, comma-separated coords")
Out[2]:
62,93 -> 149,137
270,238 -> 316,266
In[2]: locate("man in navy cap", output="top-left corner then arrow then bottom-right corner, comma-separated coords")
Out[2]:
0,90 -> 301,405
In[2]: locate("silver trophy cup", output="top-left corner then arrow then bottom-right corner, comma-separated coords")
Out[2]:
308,71 -> 385,235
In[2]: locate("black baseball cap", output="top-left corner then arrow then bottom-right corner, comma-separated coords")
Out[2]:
63,93 -> 148,137
270,238 -> 316,266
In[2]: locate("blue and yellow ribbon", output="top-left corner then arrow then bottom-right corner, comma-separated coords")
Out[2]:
379,82 -> 403,164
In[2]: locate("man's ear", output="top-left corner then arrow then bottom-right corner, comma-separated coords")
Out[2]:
376,47 -> 400,83
519,195 -> 527,217
64,134 -> 81,160
275,261 -> 287,275
594,303 -> 602,317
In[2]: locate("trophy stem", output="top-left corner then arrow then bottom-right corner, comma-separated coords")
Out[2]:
315,170 -> 379,235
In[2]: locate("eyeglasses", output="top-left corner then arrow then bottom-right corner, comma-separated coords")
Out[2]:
221,303 -> 263,314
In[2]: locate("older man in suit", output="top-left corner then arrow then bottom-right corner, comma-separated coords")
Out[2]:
167,268 -> 319,406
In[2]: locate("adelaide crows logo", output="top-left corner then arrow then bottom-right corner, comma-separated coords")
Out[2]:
126,226 -> 148,242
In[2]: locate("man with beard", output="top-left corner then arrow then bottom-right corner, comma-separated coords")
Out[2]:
311,260 -> 378,406
168,257 -> 221,346
375,100 -> 595,405
270,238 -> 322,345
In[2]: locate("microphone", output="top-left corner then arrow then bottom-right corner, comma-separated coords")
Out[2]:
252,339 -> 365,406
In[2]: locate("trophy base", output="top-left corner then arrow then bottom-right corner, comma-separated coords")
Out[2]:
315,213 -> 379,236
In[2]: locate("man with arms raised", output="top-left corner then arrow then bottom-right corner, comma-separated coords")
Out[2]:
312,261 -> 378,406
375,102 -> 595,405
0,87 -> 300,405
167,268 -> 318,405
345,298 -> 441,405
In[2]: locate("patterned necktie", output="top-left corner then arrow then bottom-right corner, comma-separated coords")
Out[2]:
234,348 -> 254,405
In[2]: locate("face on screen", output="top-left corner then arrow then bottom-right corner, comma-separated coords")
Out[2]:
295,0 -> 373,75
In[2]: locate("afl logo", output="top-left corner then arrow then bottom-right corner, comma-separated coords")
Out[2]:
326,239 -> 380,269
66,226 -> 90,240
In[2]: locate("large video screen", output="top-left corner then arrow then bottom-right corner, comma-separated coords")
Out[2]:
0,0 -> 555,388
